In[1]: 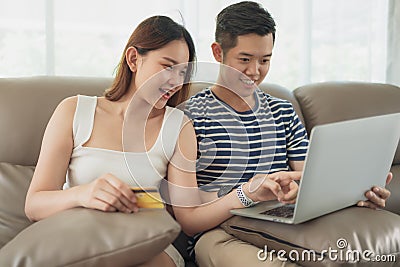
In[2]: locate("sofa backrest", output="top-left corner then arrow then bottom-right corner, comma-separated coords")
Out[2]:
294,82 -> 400,164
0,76 -> 300,166
0,77 -> 110,166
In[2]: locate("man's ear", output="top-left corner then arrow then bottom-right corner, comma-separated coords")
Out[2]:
125,46 -> 138,72
211,42 -> 223,63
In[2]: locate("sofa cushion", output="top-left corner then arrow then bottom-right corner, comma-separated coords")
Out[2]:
0,162 -> 181,266
0,162 -> 34,249
0,208 -> 181,267
221,207 -> 400,266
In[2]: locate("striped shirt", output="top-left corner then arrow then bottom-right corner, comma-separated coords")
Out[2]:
183,87 -> 309,258
185,87 -> 309,191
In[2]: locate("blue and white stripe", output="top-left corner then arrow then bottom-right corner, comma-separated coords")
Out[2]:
184,87 -> 309,191
183,87 -> 309,259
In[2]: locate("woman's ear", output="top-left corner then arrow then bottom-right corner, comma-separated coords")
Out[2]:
211,42 -> 223,63
126,46 -> 138,72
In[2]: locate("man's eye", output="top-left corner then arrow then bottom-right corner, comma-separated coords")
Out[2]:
164,65 -> 173,70
261,59 -> 270,64
240,58 -> 250,62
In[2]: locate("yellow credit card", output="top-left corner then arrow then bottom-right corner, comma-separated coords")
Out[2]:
131,187 -> 165,209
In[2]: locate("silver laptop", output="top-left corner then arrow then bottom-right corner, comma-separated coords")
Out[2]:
231,113 -> 400,224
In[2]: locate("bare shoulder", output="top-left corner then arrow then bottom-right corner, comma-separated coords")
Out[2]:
178,114 -> 196,149
182,113 -> 191,123
49,96 -> 80,123
171,114 -> 197,169
46,96 -> 78,132
56,96 -> 78,114
180,114 -> 195,133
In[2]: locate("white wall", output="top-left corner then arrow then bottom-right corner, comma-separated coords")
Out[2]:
0,0 -> 391,89
386,0 -> 400,86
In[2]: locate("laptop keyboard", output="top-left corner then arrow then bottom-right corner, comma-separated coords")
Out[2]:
260,205 -> 295,218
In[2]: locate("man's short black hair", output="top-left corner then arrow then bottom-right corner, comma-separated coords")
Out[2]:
215,1 -> 276,52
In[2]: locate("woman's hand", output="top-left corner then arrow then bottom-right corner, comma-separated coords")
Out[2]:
242,172 -> 300,204
77,173 -> 139,213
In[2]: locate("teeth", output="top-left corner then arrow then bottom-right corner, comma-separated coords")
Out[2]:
241,79 -> 254,85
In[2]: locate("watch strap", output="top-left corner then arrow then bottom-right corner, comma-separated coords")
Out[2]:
236,184 -> 256,207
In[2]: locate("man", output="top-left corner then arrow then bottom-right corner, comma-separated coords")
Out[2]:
184,2 -> 392,266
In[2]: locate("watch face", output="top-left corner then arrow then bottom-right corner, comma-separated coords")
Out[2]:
218,185 -> 233,198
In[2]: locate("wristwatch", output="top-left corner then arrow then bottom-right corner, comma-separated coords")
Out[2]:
236,184 -> 256,207
217,185 -> 234,198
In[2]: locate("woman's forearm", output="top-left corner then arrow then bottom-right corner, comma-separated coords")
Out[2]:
173,189 -> 243,236
25,187 -> 81,222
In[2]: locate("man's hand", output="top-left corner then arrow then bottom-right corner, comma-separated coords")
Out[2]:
244,172 -> 301,204
268,171 -> 301,204
357,172 -> 392,209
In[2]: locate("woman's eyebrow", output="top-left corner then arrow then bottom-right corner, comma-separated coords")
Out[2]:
162,57 -> 188,70
162,56 -> 179,65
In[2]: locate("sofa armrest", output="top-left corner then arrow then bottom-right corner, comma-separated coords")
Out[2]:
387,165 -> 400,214
294,81 -> 400,164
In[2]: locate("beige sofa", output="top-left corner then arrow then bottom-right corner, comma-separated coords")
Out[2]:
0,76 -> 399,266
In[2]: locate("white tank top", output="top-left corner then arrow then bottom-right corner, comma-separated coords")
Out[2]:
65,95 -> 184,189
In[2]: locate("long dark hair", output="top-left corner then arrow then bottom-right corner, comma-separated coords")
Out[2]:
105,16 -> 196,107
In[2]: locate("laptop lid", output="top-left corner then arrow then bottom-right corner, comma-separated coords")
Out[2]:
292,112 -> 400,223
231,113 -> 400,224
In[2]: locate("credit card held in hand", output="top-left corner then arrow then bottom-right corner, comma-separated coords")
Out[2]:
131,187 -> 165,209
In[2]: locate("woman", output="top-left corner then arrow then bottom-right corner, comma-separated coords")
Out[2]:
25,15 -> 195,267
25,15 -> 297,267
